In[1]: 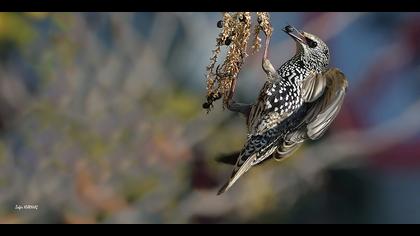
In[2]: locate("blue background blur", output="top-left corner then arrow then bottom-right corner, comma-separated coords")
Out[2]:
0,12 -> 420,223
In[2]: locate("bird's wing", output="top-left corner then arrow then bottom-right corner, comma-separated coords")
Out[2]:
275,68 -> 348,159
275,136 -> 303,159
304,68 -> 348,139
247,81 -> 294,135
301,71 -> 327,103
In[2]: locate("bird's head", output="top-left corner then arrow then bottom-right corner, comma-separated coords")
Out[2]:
283,25 -> 330,72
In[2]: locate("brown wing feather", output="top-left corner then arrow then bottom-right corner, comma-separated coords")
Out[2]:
301,71 -> 327,103
275,68 -> 348,159
305,68 -> 348,139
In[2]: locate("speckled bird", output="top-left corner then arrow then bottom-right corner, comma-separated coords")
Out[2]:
218,25 -> 348,195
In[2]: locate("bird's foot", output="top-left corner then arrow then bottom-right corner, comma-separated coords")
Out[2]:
262,58 -> 280,81
227,100 -> 251,116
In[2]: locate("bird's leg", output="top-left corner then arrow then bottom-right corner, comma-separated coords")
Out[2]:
227,100 -> 252,116
262,30 -> 280,81
225,78 -> 252,116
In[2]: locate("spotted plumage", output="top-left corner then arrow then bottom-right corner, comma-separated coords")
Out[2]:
218,25 -> 348,195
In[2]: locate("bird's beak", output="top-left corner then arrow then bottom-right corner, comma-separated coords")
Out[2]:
282,25 -> 306,45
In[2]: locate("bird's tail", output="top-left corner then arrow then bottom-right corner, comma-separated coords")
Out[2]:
217,128 -> 281,195
217,153 -> 256,195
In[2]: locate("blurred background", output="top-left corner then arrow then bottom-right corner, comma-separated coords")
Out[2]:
0,12 -> 420,224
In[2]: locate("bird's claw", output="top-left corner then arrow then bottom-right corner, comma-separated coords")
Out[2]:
227,100 -> 251,116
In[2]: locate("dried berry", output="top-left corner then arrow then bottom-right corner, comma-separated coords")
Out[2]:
224,37 -> 232,46
257,16 -> 262,24
217,20 -> 223,28
202,102 -> 211,109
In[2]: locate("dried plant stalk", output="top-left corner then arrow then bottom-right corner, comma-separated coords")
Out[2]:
204,12 -> 273,112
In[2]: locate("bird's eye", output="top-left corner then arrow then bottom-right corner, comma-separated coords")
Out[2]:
307,39 -> 317,48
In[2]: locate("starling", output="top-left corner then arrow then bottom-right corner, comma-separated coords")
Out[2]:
218,25 -> 348,195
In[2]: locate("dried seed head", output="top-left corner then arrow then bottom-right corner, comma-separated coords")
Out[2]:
256,12 -> 273,36
205,12 -> 273,112
214,92 -> 222,100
